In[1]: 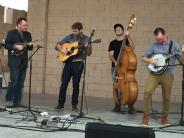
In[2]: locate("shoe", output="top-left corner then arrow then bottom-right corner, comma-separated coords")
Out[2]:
161,117 -> 170,126
112,104 -> 121,112
14,103 -> 27,108
6,101 -> 13,108
72,105 -> 78,112
141,112 -> 149,127
128,105 -> 136,114
54,104 -> 64,110
6,104 -> 16,108
6,101 -> 13,106
7,103 -> 27,108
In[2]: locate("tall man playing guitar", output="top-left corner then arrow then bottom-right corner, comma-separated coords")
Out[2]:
5,17 -> 33,108
108,23 -> 135,113
142,27 -> 184,127
55,22 -> 92,111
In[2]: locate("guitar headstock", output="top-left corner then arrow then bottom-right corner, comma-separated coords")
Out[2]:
127,14 -> 136,30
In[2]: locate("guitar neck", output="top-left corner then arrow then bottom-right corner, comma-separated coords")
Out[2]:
75,44 -> 84,49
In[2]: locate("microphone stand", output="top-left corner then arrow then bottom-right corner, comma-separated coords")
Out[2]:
78,30 -> 94,117
0,42 -> 12,114
70,49 -> 100,122
10,45 -> 42,121
77,46 -> 92,118
179,64 -> 184,125
157,63 -> 184,130
70,30 -> 100,122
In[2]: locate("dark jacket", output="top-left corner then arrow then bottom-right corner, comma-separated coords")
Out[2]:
5,29 -> 33,69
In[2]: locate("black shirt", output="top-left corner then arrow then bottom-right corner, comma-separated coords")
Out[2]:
108,38 -> 130,67
108,39 -> 123,67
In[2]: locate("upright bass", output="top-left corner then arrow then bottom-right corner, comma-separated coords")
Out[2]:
112,15 -> 138,107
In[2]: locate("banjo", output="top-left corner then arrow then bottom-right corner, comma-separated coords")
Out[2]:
147,53 -> 172,75
147,40 -> 175,75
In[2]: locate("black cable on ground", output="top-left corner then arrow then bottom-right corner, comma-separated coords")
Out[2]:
0,123 -> 85,133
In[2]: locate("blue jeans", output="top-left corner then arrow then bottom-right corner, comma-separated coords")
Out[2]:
5,67 -> 27,104
58,61 -> 84,106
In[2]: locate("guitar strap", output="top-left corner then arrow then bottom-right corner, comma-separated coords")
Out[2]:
167,40 -> 173,63
78,33 -> 85,53
169,40 -> 173,54
79,32 -> 85,45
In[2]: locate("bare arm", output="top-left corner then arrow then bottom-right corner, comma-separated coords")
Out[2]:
127,36 -> 135,50
142,56 -> 157,64
56,44 -> 67,54
109,50 -> 117,65
86,44 -> 92,56
179,47 -> 184,64
124,31 -> 135,50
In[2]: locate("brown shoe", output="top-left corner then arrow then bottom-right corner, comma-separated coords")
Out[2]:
161,117 -> 170,126
141,113 -> 149,127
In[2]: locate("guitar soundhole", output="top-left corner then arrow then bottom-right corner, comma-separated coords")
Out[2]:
71,47 -> 74,51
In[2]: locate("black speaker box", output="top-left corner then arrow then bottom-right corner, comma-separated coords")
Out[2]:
85,122 -> 155,138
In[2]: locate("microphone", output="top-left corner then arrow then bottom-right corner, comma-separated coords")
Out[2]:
37,45 -> 43,48
88,27 -> 96,44
91,27 -> 96,37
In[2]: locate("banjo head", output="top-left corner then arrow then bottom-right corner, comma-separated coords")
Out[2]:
147,54 -> 168,75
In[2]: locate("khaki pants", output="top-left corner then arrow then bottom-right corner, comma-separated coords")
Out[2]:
143,73 -> 174,117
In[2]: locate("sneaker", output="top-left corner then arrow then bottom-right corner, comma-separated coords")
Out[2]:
72,105 -> 78,112
6,101 -> 13,108
54,104 -> 64,110
6,104 -> 16,108
13,103 -> 27,108
7,103 -> 27,108
141,113 -> 149,127
161,117 -> 170,126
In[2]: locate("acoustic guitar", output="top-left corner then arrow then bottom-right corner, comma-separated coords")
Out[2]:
57,38 -> 101,62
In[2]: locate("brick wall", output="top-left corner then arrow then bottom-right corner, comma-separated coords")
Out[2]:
0,5 -> 27,42
0,5 -> 26,87
27,0 -> 184,103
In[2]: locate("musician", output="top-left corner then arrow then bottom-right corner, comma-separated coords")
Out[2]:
108,24 -> 135,113
4,17 -> 33,108
55,22 -> 92,111
142,27 -> 184,127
